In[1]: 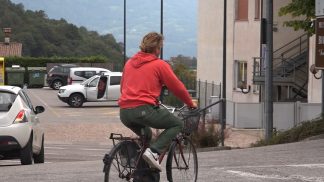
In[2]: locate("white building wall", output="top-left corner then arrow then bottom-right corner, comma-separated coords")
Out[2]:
308,35 -> 322,103
197,0 -> 307,104
197,0 -> 224,83
231,0 -> 260,103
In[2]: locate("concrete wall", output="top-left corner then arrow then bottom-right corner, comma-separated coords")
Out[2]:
209,101 -> 321,130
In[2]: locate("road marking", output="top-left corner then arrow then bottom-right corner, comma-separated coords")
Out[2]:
226,170 -> 324,181
102,111 -> 119,115
29,90 -> 61,118
287,164 -> 324,168
213,163 -> 324,170
89,155 -> 104,157
80,148 -> 107,151
226,170 -> 288,180
45,146 -> 66,150
45,153 -> 60,155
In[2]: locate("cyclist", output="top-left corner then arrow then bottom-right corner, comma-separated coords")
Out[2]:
118,32 -> 197,171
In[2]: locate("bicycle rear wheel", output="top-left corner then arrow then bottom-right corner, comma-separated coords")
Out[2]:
103,141 -> 139,182
166,136 -> 198,182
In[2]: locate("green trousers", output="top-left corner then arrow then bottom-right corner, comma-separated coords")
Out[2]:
120,105 -> 183,154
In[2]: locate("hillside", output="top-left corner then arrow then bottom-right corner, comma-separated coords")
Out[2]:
0,0 -> 123,64
10,0 -> 197,59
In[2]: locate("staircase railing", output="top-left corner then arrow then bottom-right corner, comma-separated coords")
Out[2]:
253,33 -> 309,99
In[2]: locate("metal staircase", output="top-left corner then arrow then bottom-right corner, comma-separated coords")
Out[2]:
253,33 -> 309,101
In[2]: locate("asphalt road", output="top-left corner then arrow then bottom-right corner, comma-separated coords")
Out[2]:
0,88 -> 324,181
0,138 -> 323,181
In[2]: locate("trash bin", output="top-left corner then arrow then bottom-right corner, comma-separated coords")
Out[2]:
5,66 -> 26,88
27,67 -> 46,88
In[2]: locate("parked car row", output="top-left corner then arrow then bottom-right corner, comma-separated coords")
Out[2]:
0,86 -> 45,165
0,66 -> 121,165
46,64 -> 111,90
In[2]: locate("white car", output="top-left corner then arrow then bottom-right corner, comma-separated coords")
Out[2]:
0,86 -> 45,165
58,72 -> 122,107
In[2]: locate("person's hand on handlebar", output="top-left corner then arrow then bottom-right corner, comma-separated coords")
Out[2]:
190,99 -> 198,109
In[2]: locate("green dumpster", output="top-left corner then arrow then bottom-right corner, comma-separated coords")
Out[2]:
27,67 -> 46,88
5,67 -> 26,88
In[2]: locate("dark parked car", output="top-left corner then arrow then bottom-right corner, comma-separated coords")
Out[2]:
46,64 -> 77,90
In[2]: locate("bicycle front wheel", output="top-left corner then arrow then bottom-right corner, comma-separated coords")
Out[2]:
166,136 -> 198,182
103,141 -> 139,182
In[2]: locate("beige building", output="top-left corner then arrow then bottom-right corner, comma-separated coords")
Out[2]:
197,0 -> 306,103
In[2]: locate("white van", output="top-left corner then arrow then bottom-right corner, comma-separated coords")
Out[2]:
67,67 -> 110,85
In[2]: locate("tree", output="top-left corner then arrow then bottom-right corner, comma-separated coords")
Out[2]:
0,0 -> 123,63
278,0 -> 315,35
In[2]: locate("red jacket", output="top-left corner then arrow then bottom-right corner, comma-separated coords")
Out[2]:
118,51 -> 194,108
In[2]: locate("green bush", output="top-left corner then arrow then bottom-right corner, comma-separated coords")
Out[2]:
4,56 -> 108,67
252,117 -> 324,147
191,124 -> 221,148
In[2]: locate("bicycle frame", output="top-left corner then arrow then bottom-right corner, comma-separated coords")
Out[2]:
104,102 -> 205,181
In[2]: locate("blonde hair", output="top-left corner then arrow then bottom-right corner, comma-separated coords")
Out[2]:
139,32 -> 164,53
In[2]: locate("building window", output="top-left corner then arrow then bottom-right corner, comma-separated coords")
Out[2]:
253,62 -> 260,93
235,0 -> 248,21
255,0 -> 260,20
235,61 -> 248,89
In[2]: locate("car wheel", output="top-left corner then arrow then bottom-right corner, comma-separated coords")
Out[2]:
20,135 -> 33,165
68,93 -> 84,107
52,80 -> 63,90
33,135 -> 44,164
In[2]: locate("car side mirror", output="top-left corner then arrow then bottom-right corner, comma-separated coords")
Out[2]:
35,106 -> 45,114
97,76 -> 108,99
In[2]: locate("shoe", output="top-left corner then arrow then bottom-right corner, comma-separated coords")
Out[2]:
142,148 -> 162,171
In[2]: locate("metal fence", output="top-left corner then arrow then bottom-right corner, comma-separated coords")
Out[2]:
196,80 -> 221,109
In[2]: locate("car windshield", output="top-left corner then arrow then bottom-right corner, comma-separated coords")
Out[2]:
80,75 -> 98,85
0,91 -> 17,111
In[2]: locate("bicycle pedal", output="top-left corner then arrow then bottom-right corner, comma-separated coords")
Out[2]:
103,154 -> 111,164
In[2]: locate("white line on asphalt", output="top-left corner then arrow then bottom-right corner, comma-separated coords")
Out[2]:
80,148 -> 107,151
226,170 -> 324,181
213,163 -> 324,170
89,155 -> 104,157
287,164 -> 324,168
29,90 -> 61,118
45,153 -> 59,155
45,146 -> 66,150
226,170 -> 288,180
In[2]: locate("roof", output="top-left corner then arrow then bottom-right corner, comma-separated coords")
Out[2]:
0,42 -> 22,57
0,85 -> 21,94
103,72 -> 122,76
70,67 -> 111,73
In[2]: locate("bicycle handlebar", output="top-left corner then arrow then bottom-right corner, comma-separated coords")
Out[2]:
159,98 -> 224,114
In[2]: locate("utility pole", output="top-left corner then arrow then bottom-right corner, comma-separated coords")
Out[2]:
160,0 -> 164,59
123,0 -> 127,66
221,0 -> 227,146
265,0 -> 273,140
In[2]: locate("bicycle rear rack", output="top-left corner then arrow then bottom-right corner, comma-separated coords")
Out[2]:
110,133 -> 141,146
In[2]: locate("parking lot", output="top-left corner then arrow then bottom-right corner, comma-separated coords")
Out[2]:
26,87 -> 134,146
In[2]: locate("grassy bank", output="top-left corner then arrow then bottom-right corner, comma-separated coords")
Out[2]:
252,117 -> 324,147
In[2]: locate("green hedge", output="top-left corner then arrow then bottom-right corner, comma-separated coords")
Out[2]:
4,56 -> 109,67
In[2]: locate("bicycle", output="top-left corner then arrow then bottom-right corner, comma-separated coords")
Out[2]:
102,103 -> 201,182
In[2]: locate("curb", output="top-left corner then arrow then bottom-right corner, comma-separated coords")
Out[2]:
197,146 -> 233,153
